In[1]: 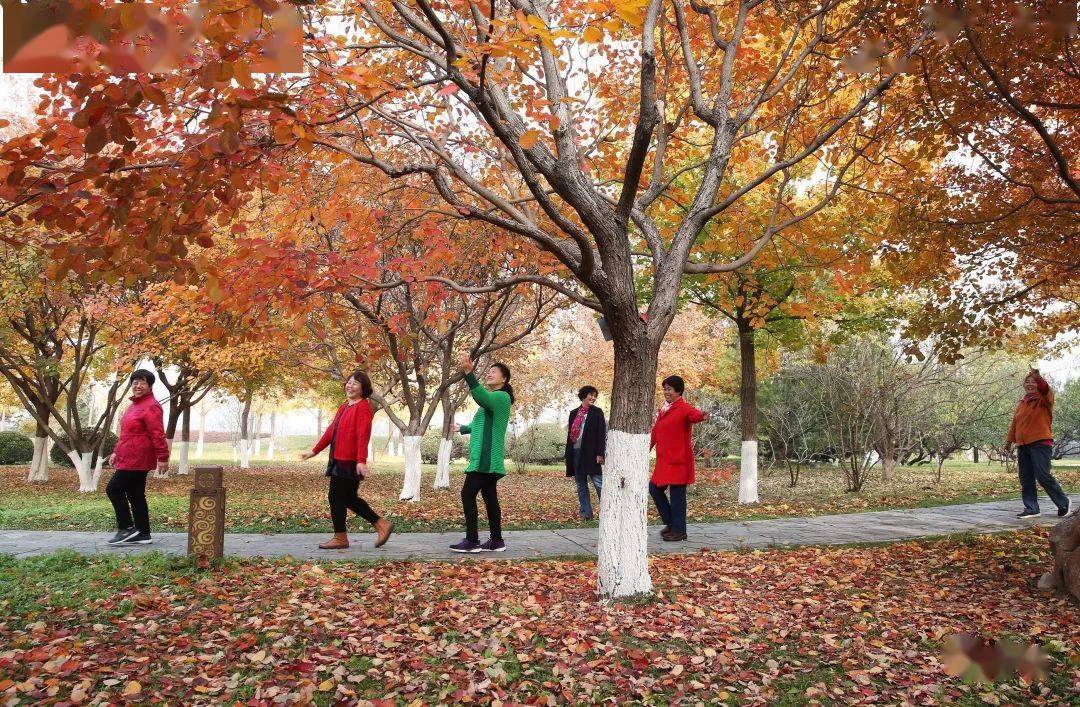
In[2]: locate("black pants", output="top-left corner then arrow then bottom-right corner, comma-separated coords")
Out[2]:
462,472 -> 502,542
1017,442 -> 1069,514
106,470 -> 150,534
328,475 -> 380,532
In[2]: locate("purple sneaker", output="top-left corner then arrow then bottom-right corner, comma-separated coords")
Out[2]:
450,538 -> 482,553
479,539 -> 506,552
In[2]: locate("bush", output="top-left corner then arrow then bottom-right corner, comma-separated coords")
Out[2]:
50,431 -> 118,468
509,422 -> 566,465
419,430 -> 467,464
0,431 -> 34,464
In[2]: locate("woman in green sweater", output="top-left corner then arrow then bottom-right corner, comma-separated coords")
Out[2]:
450,354 -> 514,553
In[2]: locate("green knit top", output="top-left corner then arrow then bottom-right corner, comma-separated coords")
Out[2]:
458,371 -> 512,475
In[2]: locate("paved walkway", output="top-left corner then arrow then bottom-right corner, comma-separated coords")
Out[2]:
0,498 -> 1072,561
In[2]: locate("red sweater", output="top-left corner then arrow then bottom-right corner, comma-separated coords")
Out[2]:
650,397 -> 706,486
112,393 -> 170,471
312,399 -> 373,463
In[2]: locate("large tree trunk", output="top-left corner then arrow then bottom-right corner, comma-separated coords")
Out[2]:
597,326 -> 659,601
67,449 -> 104,492
27,412 -> 50,482
737,319 -> 759,504
399,433 -> 423,501
177,403 -> 191,475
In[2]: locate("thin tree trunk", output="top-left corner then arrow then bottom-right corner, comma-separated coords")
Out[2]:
177,402 -> 191,475
267,412 -> 276,460
27,410 -> 50,482
239,393 -> 252,469
253,413 -> 263,456
196,402 -> 206,458
434,392 -> 454,489
399,431 -> 423,501
737,319 -> 759,504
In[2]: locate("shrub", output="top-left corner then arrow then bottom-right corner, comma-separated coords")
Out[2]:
419,430 -> 467,464
509,422 -> 566,465
0,431 -> 34,464
50,431 -> 119,468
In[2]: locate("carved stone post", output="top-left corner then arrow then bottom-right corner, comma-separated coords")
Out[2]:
188,465 -> 225,559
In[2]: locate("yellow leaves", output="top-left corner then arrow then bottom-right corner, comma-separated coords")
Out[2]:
613,0 -> 650,28
519,130 -> 540,149
121,680 -> 142,696
583,26 -> 603,44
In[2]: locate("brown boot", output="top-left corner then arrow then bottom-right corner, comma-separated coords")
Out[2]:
319,532 -> 349,549
373,518 -> 394,548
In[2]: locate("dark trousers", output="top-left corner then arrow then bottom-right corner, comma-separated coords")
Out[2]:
328,475 -> 380,533
462,472 -> 501,542
649,482 -> 687,534
106,470 -> 150,534
1017,443 -> 1069,513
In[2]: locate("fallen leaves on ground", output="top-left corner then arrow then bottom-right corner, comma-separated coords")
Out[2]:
0,530 -> 1077,704
1,461 -> 1076,533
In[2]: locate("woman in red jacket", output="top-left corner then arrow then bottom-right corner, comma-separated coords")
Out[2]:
649,375 -> 707,542
105,369 -> 170,546
302,370 -> 394,549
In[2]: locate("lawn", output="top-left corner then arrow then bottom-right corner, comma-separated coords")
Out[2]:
0,458 -> 1077,534
0,529 -> 1076,704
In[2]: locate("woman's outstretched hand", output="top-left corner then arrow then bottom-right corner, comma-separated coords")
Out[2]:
452,422 -> 461,433
299,451 -> 315,461
459,355 -> 474,373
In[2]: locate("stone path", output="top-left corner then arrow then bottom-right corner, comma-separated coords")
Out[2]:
0,498 -> 1072,562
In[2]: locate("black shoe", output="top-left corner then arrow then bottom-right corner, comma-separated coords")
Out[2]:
1017,510 -> 1040,519
663,531 -> 688,542
1059,500 -> 1072,518
107,527 -> 139,545
122,531 -> 153,545
479,538 -> 506,552
449,538 -> 482,553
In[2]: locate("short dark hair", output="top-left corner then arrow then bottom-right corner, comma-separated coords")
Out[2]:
661,375 -> 685,395
348,369 -> 373,398
130,369 -> 155,386
578,385 -> 598,401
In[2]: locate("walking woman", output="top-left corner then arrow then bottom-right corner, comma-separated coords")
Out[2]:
450,355 -> 514,553
649,375 -> 708,542
1007,369 -> 1072,519
302,369 -> 394,549
565,385 -> 606,520
106,369 -> 169,545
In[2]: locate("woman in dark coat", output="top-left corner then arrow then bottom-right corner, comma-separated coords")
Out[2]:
565,385 -> 606,520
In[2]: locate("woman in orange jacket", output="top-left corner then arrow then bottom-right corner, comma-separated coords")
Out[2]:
1006,369 -> 1071,519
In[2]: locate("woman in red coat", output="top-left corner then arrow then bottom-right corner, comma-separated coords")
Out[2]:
649,375 -> 707,542
302,370 -> 394,550
106,369 -> 170,546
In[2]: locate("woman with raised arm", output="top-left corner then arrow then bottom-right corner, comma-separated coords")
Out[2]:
649,375 -> 708,542
450,355 -> 514,553
301,369 -> 394,549
1007,369 -> 1072,519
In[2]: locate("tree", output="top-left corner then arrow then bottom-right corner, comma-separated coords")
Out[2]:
894,2 -> 1079,359
1,0 -> 930,600
1051,377 -> 1080,460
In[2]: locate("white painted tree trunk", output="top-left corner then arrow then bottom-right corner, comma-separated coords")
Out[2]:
399,435 -> 422,501
68,450 -> 104,492
597,431 -> 653,600
368,440 -> 374,462
240,440 -> 251,469
177,440 -> 190,475
27,436 -> 50,482
433,437 -> 452,489
739,440 -> 759,504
